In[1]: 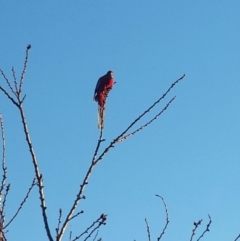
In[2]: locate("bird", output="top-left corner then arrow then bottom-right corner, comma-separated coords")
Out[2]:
93,71 -> 114,129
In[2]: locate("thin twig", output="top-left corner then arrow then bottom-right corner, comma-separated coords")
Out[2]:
92,230 -> 99,241
4,177 -> 37,229
0,69 -> 16,97
82,220 -> 105,241
156,195 -> 169,241
56,209 -> 62,237
196,215 -> 212,241
19,45 -> 31,96
72,214 -> 106,241
69,210 -> 84,221
117,96 -> 176,142
145,218 -> 151,241
11,67 -> 18,94
115,74 -> 185,141
0,115 -> 7,200
190,219 -> 202,241
2,184 -> 10,214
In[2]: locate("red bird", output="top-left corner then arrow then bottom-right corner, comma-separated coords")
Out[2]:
93,70 -> 114,129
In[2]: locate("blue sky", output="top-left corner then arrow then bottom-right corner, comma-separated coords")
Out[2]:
0,1 -> 240,241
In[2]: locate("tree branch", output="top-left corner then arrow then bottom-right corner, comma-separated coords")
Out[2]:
18,104 -> 53,241
156,195 -> 169,241
4,177 -> 37,229
145,218 -> 151,241
58,129 -> 104,240
234,234 -> 240,241
71,214 -> 106,241
0,69 -> 17,98
0,115 -> 7,200
190,219 -> 202,241
19,45 -> 31,96
117,96 -> 176,143
196,215 -> 212,241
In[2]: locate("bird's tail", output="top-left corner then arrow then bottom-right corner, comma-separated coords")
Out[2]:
98,105 -> 105,130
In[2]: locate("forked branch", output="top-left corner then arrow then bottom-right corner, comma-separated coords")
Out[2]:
4,177 -> 37,229
190,215 -> 212,241
0,45 -> 53,241
59,75 -> 184,240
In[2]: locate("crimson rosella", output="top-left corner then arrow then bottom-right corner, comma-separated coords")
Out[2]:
93,70 -> 114,129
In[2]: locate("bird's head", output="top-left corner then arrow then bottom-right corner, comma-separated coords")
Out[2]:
107,70 -> 114,78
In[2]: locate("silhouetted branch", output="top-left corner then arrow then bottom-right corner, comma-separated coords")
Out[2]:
115,74 -> 185,140
18,92 -> 53,241
58,130 -> 103,240
71,214 -> 107,241
196,215 -> 211,241
234,234 -> 240,241
0,86 -> 18,107
190,219 -> 203,241
4,177 -> 37,229
2,184 -> 10,214
11,67 -> 18,93
117,96 -> 176,143
92,230 -> 99,241
69,210 -> 84,222
0,115 -> 7,199
156,195 -> 169,241
145,218 -> 151,241
0,69 -> 16,98
94,74 -> 185,166
56,209 -> 62,238
19,45 -> 31,96
0,45 -> 53,241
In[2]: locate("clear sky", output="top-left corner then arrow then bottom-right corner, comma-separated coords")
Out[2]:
0,1 -> 240,241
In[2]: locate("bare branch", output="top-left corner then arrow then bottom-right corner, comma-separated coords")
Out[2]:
71,214 -> 107,241
0,86 -> 18,107
92,230 -> 99,241
19,45 -> 31,96
234,234 -> 240,241
2,184 -> 10,214
145,218 -> 151,241
115,74 -> 185,140
18,102 -> 53,241
11,67 -> 18,93
69,210 -> 84,222
156,195 -> 169,241
0,69 -> 16,97
196,215 -> 212,241
0,115 -> 7,199
56,209 -> 62,237
4,177 -> 37,229
93,74 -> 185,165
58,130 -> 103,240
190,219 -> 202,241
117,96 -> 176,143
